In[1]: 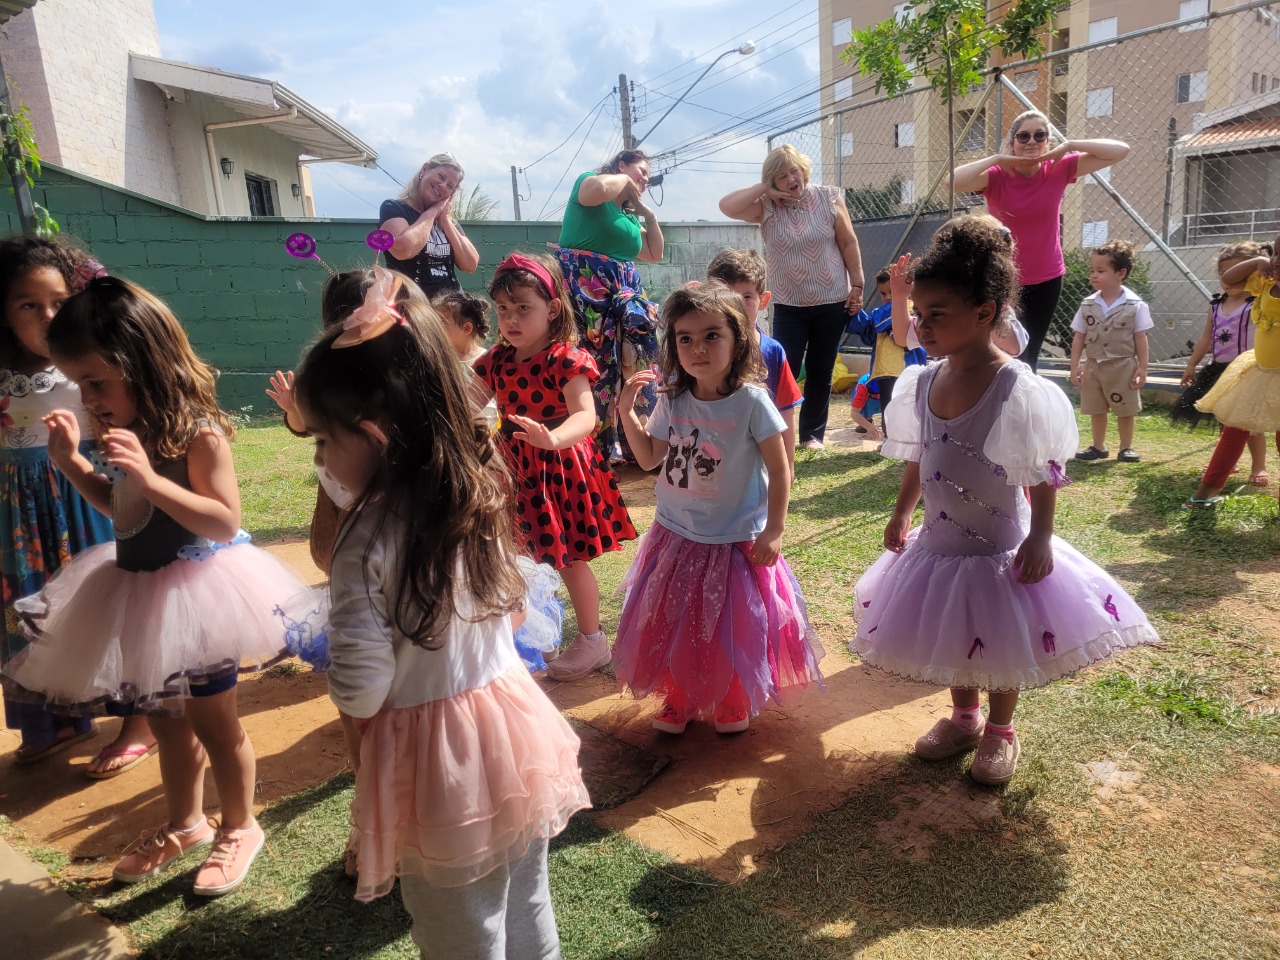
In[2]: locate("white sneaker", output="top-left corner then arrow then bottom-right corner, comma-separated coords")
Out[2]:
546,631 -> 609,681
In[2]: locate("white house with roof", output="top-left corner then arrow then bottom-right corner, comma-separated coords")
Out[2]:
0,0 -> 375,218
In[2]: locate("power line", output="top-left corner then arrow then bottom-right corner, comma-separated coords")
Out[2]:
522,91 -> 615,172
535,100 -> 612,220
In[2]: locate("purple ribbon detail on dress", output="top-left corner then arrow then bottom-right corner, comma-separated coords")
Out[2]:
1047,459 -> 1071,489
967,637 -> 985,660
1042,630 -> 1056,654
1102,594 -> 1120,621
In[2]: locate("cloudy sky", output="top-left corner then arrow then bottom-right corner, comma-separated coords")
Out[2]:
153,0 -> 824,223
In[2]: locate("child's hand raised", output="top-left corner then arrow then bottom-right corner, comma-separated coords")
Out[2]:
1013,532 -> 1054,584
42,410 -> 82,466
265,370 -> 297,415
103,428 -> 158,490
507,414 -> 563,451
888,254 -> 915,299
620,368 -> 659,411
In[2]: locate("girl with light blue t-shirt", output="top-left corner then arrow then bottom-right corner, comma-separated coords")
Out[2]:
613,282 -> 825,735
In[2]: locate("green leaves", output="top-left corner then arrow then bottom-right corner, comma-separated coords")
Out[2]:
841,0 -> 1061,104
1,104 -> 59,237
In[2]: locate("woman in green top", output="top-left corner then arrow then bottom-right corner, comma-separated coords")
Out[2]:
557,149 -> 664,462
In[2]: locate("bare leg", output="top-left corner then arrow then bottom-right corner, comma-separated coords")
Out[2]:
147,714 -> 207,831
559,560 -> 601,635
1117,415 -> 1135,451
986,690 -> 1020,726
951,687 -> 980,709
1091,414 -> 1110,451
339,711 -> 362,774
1247,433 -> 1268,479
184,687 -> 256,831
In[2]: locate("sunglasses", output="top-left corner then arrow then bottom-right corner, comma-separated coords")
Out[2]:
1014,129 -> 1050,144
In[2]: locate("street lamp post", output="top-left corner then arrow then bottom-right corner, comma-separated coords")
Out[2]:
633,42 -> 755,148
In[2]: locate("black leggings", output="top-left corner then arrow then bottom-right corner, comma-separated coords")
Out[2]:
1017,275 -> 1065,372
772,300 -> 849,443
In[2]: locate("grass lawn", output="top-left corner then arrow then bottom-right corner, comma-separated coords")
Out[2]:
30,407 -> 1280,958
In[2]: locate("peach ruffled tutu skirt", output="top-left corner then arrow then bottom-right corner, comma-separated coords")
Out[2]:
349,665 -> 591,901
3,541 -> 304,714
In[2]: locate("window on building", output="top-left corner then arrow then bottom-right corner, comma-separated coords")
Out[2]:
1255,72 -> 1261,94
1085,87 -> 1114,118
246,174 -> 276,217
1013,69 -> 1039,92
1087,17 -> 1117,44
895,121 -> 916,147
1086,166 -> 1112,186
900,179 -> 915,206
1274,76 -> 1280,90
892,2 -> 913,23
1177,0 -> 1209,31
832,17 -> 851,45
834,77 -> 853,101
1082,219 -> 1109,246
958,109 -> 986,151
1176,70 -> 1208,104
841,132 -> 854,157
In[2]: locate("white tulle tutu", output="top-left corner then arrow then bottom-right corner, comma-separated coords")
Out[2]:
3,541 -> 305,714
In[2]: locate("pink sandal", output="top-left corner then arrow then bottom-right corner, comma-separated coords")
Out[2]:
86,741 -> 159,780
1248,471 -> 1270,486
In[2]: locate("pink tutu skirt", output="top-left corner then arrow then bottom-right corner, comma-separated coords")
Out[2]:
3,541 -> 304,714
612,523 -> 825,715
350,665 -> 590,901
852,530 -> 1159,691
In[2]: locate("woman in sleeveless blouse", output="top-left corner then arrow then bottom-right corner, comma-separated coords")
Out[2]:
720,145 -> 865,450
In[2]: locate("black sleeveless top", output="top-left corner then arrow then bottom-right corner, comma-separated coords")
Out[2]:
112,456 -> 203,573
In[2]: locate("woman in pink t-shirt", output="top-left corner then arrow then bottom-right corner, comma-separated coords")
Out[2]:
950,109 -> 1129,370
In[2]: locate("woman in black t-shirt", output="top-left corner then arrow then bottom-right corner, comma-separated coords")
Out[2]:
379,154 -> 479,297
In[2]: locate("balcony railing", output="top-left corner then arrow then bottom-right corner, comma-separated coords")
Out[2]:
1182,207 -> 1280,244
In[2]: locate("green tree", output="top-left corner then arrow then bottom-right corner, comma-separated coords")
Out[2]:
1,104 -> 57,236
456,184 -> 502,221
842,0 -> 1060,215
845,175 -> 906,220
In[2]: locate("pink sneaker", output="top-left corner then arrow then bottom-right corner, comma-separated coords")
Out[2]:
651,700 -> 692,734
113,820 -> 215,883
192,820 -> 266,897
713,701 -> 750,734
545,630 -> 610,681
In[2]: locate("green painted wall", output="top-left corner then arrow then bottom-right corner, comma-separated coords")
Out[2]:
7,165 -> 761,410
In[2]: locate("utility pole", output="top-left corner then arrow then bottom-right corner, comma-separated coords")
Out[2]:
618,73 -> 634,150
510,165 -> 521,221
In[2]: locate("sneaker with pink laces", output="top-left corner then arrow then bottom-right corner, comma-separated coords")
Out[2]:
192,820 -> 265,897
545,630 -> 610,681
113,820 -> 215,883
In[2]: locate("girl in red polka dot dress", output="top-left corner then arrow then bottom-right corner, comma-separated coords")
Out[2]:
472,252 -> 637,681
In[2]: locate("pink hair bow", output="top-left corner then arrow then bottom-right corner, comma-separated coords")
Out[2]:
333,265 -> 406,348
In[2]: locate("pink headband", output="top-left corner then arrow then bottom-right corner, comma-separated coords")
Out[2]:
494,253 -> 557,299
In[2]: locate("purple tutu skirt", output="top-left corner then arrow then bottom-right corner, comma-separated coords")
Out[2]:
851,529 -> 1159,692
612,523 -> 824,715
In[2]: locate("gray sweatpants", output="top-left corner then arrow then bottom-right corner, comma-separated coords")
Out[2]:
399,839 -> 561,960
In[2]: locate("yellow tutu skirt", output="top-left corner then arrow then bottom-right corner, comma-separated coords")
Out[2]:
1195,350 -> 1280,433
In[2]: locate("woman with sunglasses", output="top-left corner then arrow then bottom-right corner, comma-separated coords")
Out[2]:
950,110 -> 1129,370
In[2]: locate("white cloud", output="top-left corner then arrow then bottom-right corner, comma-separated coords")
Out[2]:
154,0 -> 820,221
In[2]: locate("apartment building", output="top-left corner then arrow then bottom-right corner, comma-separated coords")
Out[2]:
816,0 -> 1280,249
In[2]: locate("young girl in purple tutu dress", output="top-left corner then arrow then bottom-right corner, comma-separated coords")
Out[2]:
614,282 -> 824,735
291,268 -> 588,955
851,216 -> 1158,786
2,278 -> 307,895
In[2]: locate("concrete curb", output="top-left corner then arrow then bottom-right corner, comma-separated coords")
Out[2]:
0,838 -> 133,959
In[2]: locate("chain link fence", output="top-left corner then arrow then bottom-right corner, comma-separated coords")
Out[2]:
769,0 -> 1280,362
